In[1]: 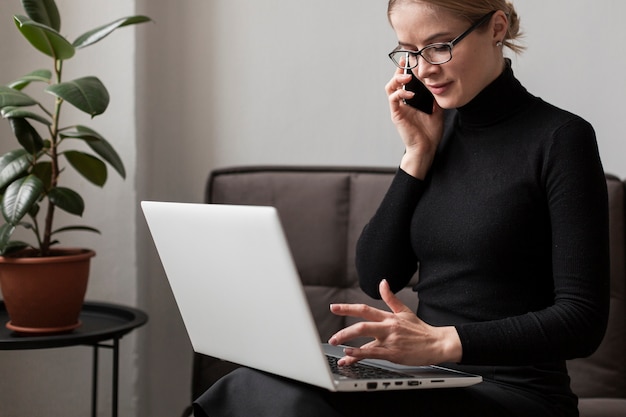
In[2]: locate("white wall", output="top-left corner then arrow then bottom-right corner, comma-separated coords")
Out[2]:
1,1 -> 625,417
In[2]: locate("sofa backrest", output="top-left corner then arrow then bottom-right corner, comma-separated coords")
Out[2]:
206,166 -> 418,345
205,166 -> 625,399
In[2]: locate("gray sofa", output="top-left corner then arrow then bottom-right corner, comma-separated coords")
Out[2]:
186,166 -> 626,417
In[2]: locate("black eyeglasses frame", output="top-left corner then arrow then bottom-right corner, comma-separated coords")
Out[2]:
388,10 -> 497,69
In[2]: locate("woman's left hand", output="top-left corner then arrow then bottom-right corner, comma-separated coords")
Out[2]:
328,279 -> 462,366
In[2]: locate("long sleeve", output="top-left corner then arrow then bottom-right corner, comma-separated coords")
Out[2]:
456,117 -> 609,365
356,169 -> 424,298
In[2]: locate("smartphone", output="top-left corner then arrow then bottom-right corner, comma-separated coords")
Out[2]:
402,58 -> 434,114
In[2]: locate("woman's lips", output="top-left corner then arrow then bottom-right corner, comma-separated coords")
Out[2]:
426,82 -> 451,96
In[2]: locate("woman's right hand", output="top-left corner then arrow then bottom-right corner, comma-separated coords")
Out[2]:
385,68 -> 444,179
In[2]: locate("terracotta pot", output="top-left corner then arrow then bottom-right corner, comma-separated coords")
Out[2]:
0,248 -> 95,334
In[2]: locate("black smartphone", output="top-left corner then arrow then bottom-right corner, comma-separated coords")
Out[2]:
403,68 -> 434,114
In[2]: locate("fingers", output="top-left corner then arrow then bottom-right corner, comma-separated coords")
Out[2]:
385,73 -> 414,104
328,303 -> 391,345
385,71 -> 411,93
379,279 -> 413,315
330,280 -> 411,318
328,319 -> 388,347
330,301 -> 389,321
338,343 -> 394,366
385,64 -> 412,94
329,280 -> 413,345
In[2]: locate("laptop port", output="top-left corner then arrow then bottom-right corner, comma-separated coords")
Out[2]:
366,382 -> 378,390
395,381 -> 403,386
407,380 -> 421,386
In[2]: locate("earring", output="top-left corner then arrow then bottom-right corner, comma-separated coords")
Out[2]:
496,41 -> 503,47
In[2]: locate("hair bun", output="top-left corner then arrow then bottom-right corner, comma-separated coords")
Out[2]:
504,1 -> 525,53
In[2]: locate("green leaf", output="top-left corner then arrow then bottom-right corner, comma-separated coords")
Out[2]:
73,15 -> 152,49
52,225 -> 100,236
0,222 -> 16,248
1,175 -> 44,225
0,86 -> 38,108
0,222 -> 29,255
1,107 -> 51,126
9,117 -> 44,154
0,149 -> 32,189
27,201 -> 40,218
14,15 -> 74,60
31,161 -> 52,189
48,186 -> 84,216
7,69 -> 52,90
63,150 -> 107,186
0,241 -> 30,255
45,76 -> 109,117
61,125 -> 125,178
22,0 -> 61,31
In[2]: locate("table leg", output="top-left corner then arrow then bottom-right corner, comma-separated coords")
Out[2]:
92,345 -> 99,417
91,339 -> 120,417
112,337 -> 119,417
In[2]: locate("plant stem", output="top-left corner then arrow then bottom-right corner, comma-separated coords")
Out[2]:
41,59 -> 64,256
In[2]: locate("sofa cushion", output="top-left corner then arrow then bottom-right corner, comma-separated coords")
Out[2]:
578,398 -> 626,417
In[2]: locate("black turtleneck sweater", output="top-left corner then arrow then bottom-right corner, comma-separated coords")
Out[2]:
356,63 -> 609,409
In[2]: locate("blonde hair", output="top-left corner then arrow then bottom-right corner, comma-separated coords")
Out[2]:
387,0 -> 525,54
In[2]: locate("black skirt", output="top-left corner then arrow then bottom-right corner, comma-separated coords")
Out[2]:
193,366 -> 575,417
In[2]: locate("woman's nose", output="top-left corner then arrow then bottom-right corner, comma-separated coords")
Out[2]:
415,58 -> 439,80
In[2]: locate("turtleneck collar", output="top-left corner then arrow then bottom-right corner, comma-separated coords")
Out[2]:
456,59 -> 533,128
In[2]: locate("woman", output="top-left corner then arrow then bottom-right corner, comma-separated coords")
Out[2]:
194,1 -> 609,416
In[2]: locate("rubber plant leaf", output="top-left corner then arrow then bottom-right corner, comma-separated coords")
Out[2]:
9,117 -> 44,154
1,107 -> 51,126
48,186 -> 84,216
0,223 -> 28,255
52,225 -> 101,236
31,161 -> 52,189
7,69 -> 52,91
61,125 -> 125,178
0,149 -> 32,190
73,15 -> 152,49
63,150 -> 107,187
0,86 -> 38,108
0,240 -> 30,255
14,15 -> 74,60
22,0 -> 61,31
1,175 -> 44,225
45,76 -> 109,117
27,202 -> 39,218
0,224 -> 15,248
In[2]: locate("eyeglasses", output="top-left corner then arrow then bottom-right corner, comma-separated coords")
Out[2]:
388,11 -> 496,69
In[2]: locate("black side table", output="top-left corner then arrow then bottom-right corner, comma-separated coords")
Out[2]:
0,301 -> 148,417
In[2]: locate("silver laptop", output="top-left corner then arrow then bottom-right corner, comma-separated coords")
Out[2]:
141,201 -> 482,392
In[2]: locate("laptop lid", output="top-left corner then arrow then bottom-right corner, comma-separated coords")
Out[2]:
141,201 -> 482,392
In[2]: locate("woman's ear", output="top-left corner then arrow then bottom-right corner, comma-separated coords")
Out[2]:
491,10 -> 509,43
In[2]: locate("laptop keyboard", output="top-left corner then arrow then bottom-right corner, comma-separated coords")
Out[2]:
326,355 -> 410,380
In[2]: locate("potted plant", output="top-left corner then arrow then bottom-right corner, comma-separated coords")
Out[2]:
0,0 -> 150,334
